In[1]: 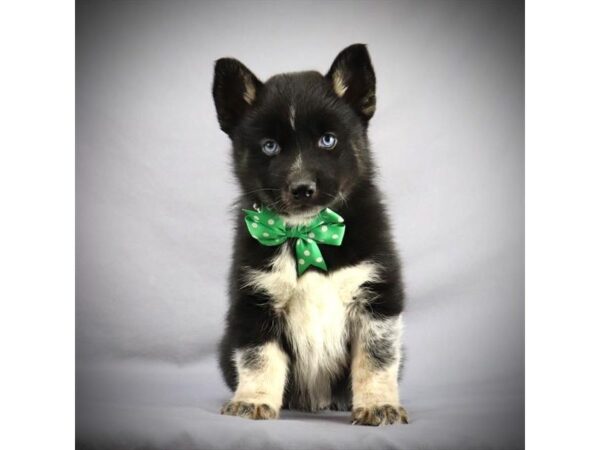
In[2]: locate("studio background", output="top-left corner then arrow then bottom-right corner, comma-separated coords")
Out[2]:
76,1 -> 524,449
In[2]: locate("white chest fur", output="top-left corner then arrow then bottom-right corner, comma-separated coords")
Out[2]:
242,245 -> 381,409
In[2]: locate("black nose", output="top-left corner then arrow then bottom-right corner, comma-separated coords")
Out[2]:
290,180 -> 316,200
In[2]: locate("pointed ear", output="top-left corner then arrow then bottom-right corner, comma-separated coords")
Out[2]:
326,44 -> 376,123
212,58 -> 262,136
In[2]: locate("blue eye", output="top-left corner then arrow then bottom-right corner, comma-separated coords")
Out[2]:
318,133 -> 337,149
261,139 -> 281,156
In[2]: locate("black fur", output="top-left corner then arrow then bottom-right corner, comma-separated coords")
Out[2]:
212,44 -> 404,411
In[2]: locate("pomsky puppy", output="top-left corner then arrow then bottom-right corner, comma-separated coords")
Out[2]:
212,44 -> 407,426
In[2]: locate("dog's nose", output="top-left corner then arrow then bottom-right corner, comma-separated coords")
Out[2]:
290,180 -> 316,200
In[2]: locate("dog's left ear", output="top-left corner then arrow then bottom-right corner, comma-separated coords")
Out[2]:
326,44 -> 376,123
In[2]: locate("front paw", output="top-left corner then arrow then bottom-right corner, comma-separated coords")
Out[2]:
351,404 -> 408,426
221,400 -> 278,420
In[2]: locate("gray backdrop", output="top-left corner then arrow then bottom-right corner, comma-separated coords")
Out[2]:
76,1 -> 524,449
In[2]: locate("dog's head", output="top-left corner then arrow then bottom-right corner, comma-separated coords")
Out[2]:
212,44 -> 376,219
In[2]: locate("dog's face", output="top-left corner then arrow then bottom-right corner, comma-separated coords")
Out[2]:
212,44 -> 376,218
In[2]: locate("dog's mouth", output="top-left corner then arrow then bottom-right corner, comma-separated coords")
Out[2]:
251,184 -> 344,217
279,206 -> 324,225
278,189 -> 342,217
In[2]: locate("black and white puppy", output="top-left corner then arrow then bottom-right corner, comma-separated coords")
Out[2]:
212,44 -> 407,426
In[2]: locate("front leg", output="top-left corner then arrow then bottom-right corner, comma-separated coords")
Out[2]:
221,341 -> 289,420
351,313 -> 408,426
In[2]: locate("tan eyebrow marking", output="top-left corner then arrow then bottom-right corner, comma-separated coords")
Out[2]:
289,104 -> 296,130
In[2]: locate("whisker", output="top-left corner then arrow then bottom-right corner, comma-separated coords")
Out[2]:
323,191 -> 349,208
239,187 -> 280,197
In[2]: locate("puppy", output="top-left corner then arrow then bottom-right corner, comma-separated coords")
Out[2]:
212,44 -> 407,426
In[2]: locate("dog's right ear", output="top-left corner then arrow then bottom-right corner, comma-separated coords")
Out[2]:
212,58 -> 262,136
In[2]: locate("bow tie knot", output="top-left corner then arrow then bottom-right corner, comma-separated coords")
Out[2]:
243,207 -> 346,275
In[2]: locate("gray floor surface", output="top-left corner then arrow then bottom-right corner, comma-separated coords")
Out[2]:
77,354 -> 523,450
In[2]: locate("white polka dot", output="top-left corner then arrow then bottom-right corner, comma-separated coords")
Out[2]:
338,217 -> 343,222
268,219 -> 275,225
262,232 -> 269,237
321,225 -> 328,232
303,250 -> 310,256
251,223 -> 258,228
298,259 -> 305,265
253,216 -> 259,221
332,234 -> 339,239
316,257 -> 323,263
307,238 -> 314,244
309,232 -> 315,238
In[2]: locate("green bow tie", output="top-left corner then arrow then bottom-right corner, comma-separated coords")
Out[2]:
243,207 -> 346,275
